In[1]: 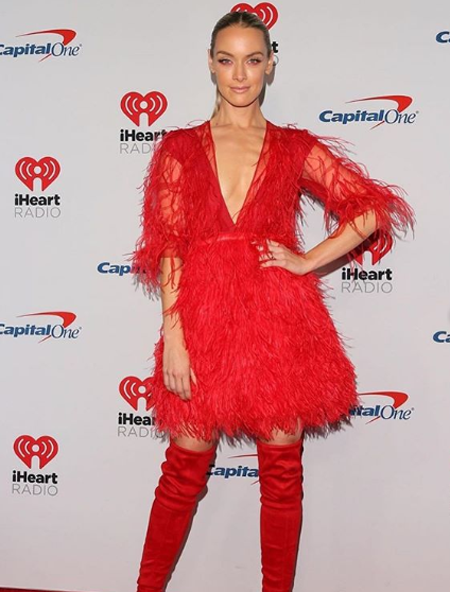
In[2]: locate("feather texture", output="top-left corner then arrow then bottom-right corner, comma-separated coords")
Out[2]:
127,128 -> 188,300
127,120 -> 415,441
298,128 -> 416,261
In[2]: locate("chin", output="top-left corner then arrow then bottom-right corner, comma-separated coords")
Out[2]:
225,93 -> 259,107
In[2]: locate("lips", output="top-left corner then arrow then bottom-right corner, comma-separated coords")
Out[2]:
231,87 -> 250,93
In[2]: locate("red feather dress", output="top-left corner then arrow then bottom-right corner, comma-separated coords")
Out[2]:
129,119 -> 415,442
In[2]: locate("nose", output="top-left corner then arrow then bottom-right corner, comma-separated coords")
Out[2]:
232,61 -> 247,82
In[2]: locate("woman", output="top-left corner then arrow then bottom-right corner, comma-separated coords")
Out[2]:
130,11 -> 415,592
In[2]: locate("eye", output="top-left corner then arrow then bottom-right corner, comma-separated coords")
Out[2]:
249,58 -> 262,64
218,59 -> 231,64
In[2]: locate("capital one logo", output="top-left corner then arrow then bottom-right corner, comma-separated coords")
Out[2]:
15,156 -> 60,190
1,311 -> 80,343
121,92 -> 168,126
351,391 -> 414,424
320,95 -> 417,130
14,435 -> 59,469
210,450 -> 260,484
436,31 -> 450,43
2,29 -> 81,62
231,3 -> 279,29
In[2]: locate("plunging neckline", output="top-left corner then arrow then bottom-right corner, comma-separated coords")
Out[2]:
206,118 -> 270,228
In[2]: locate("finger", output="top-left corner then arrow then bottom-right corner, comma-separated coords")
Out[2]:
164,370 -> 175,393
260,249 -> 276,261
171,375 -> 180,396
181,374 -> 192,400
260,259 -> 276,267
174,373 -> 185,399
190,366 -> 197,385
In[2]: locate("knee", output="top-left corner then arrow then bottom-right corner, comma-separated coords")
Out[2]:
172,434 -> 218,453
259,434 -> 302,445
258,420 -> 303,445
256,439 -> 303,509
155,439 -> 217,509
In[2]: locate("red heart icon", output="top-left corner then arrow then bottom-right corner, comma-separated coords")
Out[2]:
119,375 -> 153,411
14,435 -> 59,469
231,3 -> 279,29
15,156 -> 60,191
121,91 -> 168,126
352,230 -> 393,265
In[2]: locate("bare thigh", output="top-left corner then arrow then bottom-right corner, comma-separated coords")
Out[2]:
171,419 -> 303,450
172,426 -> 218,452
257,417 -> 304,445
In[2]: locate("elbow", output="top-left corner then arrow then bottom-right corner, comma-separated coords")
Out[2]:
160,254 -> 183,294
350,209 -> 379,240
366,210 -> 380,237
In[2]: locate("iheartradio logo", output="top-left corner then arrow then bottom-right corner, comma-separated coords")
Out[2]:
231,3 -> 279,29
14,156 -> 62,220
121,91 -> 168,127
118,375 -> 155,438
341,232 -> 394,295
12,435 -> 60,496
14,434 -> 58,468
15,156 -> 60,191
119,375 -> 153,410
351,231 -> 393,266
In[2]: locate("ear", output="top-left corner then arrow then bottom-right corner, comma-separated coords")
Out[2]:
207,48 -> 215,74
265,50 -> 275,75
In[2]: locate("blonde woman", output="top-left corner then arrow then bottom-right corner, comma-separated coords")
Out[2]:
130,11 -> 415,592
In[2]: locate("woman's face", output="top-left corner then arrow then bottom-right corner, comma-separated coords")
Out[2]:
208,25 -> 274,109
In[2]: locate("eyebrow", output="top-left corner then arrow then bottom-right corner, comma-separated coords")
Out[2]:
216,51 -> 264,57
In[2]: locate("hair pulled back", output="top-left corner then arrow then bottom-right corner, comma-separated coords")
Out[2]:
209,11 -> 272,118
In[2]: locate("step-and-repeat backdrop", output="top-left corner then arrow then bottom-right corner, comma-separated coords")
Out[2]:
1,1 -> 449,591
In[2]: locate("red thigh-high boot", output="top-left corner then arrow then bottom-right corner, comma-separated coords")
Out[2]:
256,437 -> 304,592
136,438 -> 217,592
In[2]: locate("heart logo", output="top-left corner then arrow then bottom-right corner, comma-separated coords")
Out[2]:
119,375 -> 153,411
352,230 -> 393,265
14,435 -> 59,469
121,91 -> 168,126
15,156 -> 60,191
231,3 -> 279,29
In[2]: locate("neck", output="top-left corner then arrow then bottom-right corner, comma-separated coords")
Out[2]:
211,103 -> 266,130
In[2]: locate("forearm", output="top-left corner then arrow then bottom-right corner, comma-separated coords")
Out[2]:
303,210 -> 378,273
160,256 -> 185,344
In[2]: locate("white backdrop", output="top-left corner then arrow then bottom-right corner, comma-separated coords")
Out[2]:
1,1 -> 449,591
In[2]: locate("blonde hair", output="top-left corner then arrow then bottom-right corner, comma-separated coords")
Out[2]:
209,11 -> 272,119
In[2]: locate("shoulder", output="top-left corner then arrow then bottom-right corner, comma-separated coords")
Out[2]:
269,121 -> 318,153
159,121 -> 205,145
156,122 -> 204,159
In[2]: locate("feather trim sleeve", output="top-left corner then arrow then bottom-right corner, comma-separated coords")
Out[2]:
129,131 -> 186,299
298,129 -> 415,259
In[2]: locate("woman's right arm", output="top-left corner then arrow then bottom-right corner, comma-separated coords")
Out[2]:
160,254 -> 196,401
130,130 -> 196,401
